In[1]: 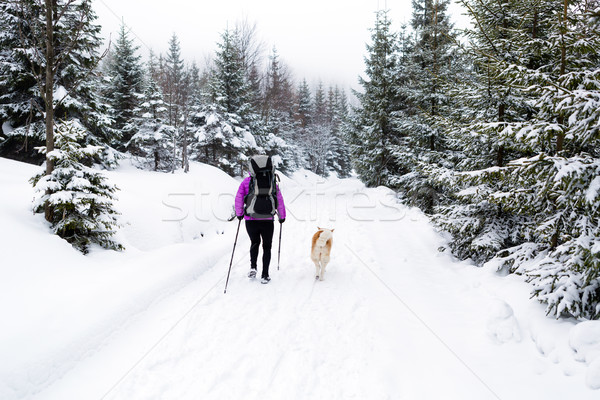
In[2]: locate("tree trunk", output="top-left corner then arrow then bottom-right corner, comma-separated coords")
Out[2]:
172,131 -> 176,173
432,1 -> 439,118
44,0 -> 56,222
497,103 -> 505,167
557,116 -> 565,153
560,0 -> 568,76
182,113 -> 189,173
556,0 -> 568,153
497,145 -> 505,167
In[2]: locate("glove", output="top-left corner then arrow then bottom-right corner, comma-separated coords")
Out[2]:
279,218 -> 285,224
237,215 -> 244,220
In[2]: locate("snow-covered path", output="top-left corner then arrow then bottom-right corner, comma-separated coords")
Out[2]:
1,159 -> 598,400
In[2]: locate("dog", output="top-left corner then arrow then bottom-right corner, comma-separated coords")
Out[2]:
311,227 -> 334,281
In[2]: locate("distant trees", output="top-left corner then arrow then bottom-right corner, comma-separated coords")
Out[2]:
1,3 -> 353,179
0,2 -> 353,252
261,47 -> 299,172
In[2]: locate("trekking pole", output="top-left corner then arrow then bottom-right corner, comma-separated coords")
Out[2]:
277,222 -> 282,270
224,218 -> 242,294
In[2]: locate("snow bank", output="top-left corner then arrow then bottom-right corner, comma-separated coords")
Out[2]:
0,157 -> 240,400
106,159 -> 239,251
486,299 -> 522,344
570,321 -> 600,389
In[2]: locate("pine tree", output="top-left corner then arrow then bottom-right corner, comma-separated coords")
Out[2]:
0,0 -> 44,162
388,2 -> 462,211
128,70 -> 173,172
433,0 -> 600,319
180,63 -> 204,172
211,28 -> 251,120
484,0 -> 600,319
430,0 -> 541,256
30,120 -> 122,253
154,33 -> 194,172
105,23 -> 144,149
260,47 -> 299,173
196,27 -> 258,175
327,86 -> 352,178
0,0 -> 112,165
453,0 -> 539,169
296,78 -> 313,128
305,81 -> 330,176
351,9 -> 402,187
410,0 -> 456,150
164,33 -> 185,128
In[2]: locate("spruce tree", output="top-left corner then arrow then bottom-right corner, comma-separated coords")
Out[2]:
0,0 -> 44,162
485,0 -> 600,318
164,33 -> 185,128
303,81 -> 330,176
351,9 -> 402,187
389,1 -> 462,211
297,78 -> 313,129
31,120 -> 122,253
327,86 -> 352,178
0,0 -> 112,163
128,70 -> 173,172
409,0 -> 458,150
433,0 -> 600,318
106,23 -> 144,149
260,47 -> 299,173
210,28 -> 250,120
431,0 -> 542,259
196,27 -> 258,175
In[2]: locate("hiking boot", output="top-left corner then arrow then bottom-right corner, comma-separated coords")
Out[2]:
248,269 -> 257,279
261,276 -> 271,284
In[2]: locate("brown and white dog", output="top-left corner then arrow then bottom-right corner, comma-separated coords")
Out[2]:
311,228 -> 334,281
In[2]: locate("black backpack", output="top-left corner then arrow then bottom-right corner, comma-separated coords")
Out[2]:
244,155 -> 278,218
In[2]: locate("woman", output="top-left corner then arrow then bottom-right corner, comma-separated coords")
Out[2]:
235,155 -> 286,284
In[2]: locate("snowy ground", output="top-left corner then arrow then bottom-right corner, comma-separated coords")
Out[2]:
1,156 -> 599,400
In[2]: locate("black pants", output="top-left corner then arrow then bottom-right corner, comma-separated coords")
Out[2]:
245,220 -> 274,278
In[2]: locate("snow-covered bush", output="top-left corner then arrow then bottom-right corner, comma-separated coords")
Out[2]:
31,120 -> 122,253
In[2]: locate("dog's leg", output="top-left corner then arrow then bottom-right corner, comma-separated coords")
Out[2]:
319,256 -> 330,281
313,259 -> 321,280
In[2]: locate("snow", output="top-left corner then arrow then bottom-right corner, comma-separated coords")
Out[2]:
587,176 -> 600,203
241,129 -> 258,148
570,321 -> 600,389
53,85 -> 68,102
2,121 -> 13,136
0,156 -> 599,399
206,113 -> 219,126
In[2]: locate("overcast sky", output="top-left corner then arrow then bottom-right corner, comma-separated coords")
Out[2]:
92,0 -> 468,92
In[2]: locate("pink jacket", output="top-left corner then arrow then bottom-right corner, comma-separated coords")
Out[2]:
235,176 -> 286,220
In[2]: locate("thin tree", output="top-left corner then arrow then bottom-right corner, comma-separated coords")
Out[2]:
14,0 -> 107,221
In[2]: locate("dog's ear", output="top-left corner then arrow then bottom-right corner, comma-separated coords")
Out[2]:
317,226 -> 321,230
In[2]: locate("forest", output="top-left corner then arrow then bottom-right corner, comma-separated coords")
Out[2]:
1,0 -> 599,320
